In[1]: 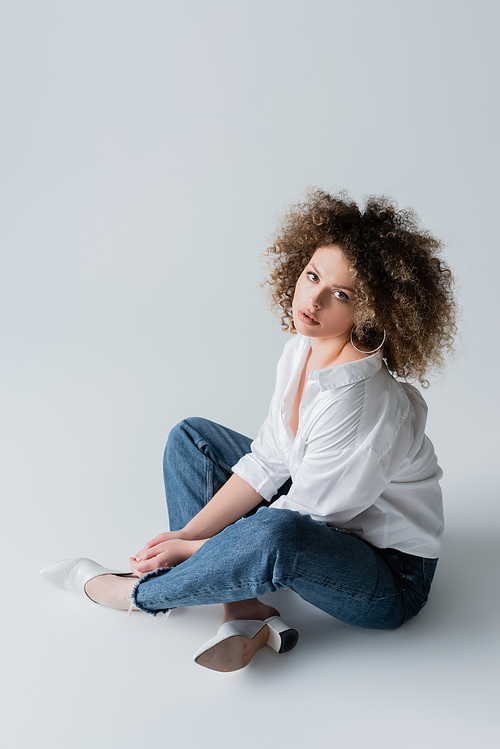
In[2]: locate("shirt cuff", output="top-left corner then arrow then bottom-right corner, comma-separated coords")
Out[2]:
231,454 -> 279,501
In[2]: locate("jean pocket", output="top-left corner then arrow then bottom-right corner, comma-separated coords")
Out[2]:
410,559 -> 438,615
400,554 -> 435,616
422,558 -> 438,592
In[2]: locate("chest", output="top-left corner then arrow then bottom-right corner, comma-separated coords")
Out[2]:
289,363 -> 312,438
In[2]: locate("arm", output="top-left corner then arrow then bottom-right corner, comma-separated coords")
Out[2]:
130,473 -> 264,574
132,338 -> 294,572
183,472 -> 264,539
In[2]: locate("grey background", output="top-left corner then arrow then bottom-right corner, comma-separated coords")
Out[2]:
1,1 -> 499,747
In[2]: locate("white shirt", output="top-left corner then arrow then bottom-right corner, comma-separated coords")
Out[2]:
232,333 -> 444,558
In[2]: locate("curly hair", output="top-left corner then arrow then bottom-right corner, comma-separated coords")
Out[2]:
261,188 -> 457,386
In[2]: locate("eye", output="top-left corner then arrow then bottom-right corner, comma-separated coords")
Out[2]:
306,271 -> 318,282
333,290 -> 350,301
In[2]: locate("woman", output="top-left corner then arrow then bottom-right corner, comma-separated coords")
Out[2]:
40,189 -> 457,672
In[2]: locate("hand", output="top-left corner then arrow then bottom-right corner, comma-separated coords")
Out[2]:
134,529 -> 187,561
130,529 -> 199,576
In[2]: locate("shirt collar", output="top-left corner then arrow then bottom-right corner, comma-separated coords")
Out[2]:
296,333 -> 383,390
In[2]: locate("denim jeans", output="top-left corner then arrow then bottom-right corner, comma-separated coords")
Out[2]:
132,417 -> 438,629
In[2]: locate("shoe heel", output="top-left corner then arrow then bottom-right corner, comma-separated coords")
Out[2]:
265,616 -> 299,654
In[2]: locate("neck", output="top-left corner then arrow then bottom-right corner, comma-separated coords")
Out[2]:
307,335 -> 350,370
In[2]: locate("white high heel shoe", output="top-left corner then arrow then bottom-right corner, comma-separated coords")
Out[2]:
39,558 -> 135,603
193,616 -> 299,672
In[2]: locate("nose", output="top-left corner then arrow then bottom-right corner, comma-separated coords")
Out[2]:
310,287 -> 326,308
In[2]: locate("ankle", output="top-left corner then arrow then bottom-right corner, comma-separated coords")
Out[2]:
222,599 -> 280,624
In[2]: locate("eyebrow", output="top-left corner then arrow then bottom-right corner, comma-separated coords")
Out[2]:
309,263 -> 356,294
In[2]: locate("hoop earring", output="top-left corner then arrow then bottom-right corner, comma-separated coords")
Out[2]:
350,328 -> 386,354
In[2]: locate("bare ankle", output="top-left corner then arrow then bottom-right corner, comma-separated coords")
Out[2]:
222,598 -> 280,624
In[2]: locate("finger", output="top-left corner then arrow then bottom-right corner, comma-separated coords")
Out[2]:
129,556 -> 144,572
143,533 -> 169,551
130,555 -> 166,576
134,543 -> 166,562
133,545 -> 154,560
129,557 -> 157,577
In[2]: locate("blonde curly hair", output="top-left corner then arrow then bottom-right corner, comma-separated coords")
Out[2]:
261,188 -> 457,386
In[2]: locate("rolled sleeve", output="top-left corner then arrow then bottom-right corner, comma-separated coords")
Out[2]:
231,396 -> 291,501
231,453 -> 284,500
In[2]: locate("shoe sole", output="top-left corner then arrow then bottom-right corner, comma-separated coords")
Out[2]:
194,626 -> 271,672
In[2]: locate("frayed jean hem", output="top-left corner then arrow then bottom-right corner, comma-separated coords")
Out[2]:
131,566 -> 174,617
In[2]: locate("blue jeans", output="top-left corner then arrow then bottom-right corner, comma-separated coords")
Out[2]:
132,418 -> 438,629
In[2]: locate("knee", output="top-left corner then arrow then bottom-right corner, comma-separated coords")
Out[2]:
164,420 -> 185,461
238,508 -> 314,584
181,417 -> 212,435
249,507 -> 310,552
165,417 -> 210,448
163,418 -> 206,466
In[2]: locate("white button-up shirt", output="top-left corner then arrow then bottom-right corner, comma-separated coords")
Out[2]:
232,333 -> 444,558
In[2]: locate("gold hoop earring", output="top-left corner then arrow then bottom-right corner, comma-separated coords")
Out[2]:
350,329 -> 386,354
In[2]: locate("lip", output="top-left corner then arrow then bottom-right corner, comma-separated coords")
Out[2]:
298,309 -> 320,326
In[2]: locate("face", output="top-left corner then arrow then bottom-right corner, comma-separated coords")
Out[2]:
292,245 -> 356,342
